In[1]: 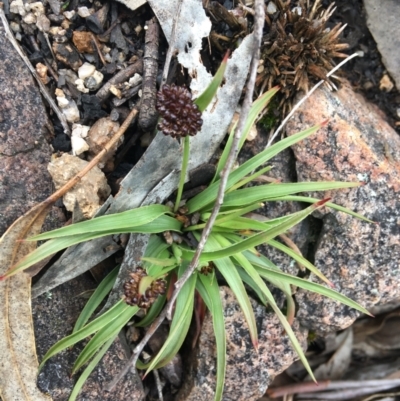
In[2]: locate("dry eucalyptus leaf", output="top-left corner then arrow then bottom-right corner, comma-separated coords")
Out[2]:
0,204 -> 52,401
33,0 -> 255,297
306,328 -> 353,381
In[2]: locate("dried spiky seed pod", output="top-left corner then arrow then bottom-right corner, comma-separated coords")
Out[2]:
156,84 -> 203,138
258,0 -> 349,112
123,267 -> 167,310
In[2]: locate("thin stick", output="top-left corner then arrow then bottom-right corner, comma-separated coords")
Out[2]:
266,52 -> 361,148
160,0 -> 184,87
104,0 -> 266,391
0,3 -> 71,135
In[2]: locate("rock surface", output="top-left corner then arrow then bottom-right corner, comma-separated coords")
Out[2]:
47,153 -> 111,219
364,0 -> 400,91
0,23 -> 53,237
33,274 -> 144,401
176,286 -> 308,401
286,81 -> 400,334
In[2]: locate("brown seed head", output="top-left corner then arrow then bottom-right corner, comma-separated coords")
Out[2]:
258,0 -> 349,112
156,84 -> 203,138
123,267 -> 167,310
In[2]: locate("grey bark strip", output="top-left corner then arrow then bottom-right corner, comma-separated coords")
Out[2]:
139,17 -> 160,131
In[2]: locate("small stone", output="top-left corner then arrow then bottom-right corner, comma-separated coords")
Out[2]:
109,85 -> 122,98
72,123 -> 90,138
56,95 -> 80,123
77,6 -> 92,18
71,136 -> 90,155
379,74 -> 394,92
128,73 -> 142,86
48,153 -> 111,218
78,62 -> 96,79
10,0 -> 26,16
86,117 -> 121,171
72,30 -> 95,53
53,42 -> 82,70
10,21 -> 21,32
23,12 -> 37,24
84,70 -> 103,91
63,10 -> 76,20
36,62 -> 49,84
75,78 -> 89,93
26,1 -> 45,15
134,24 -> 142,35
36,14 -> 50,32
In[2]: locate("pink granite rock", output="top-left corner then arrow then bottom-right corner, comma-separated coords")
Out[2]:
286,81 -> 400,334
176,286 -> 308,401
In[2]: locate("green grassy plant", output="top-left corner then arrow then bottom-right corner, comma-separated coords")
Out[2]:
8,62 -> 372,400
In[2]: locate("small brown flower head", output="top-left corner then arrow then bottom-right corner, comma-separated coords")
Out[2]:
200,263 -> 215,276
123,267 -> 167,310
258,0 -> 349,112
156,84 -> 203,139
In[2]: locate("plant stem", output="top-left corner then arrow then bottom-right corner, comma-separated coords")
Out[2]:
174,135 -> 190,212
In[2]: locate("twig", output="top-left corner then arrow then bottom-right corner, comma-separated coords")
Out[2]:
0,3 -> 71,135
153,369 -> 164,401
139,17 -> 160,131
160,0 -> 184,87
91,33 -> 107,66
96,59 -> 143,102
266,51 -> 361,148
104,0 -> 266,391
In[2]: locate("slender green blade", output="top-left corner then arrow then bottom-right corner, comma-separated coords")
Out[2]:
212,87 -> 279,182
6,215 -> 181,277
187,124 -> 324,213
195,52 -> 228,112
39,300 -> 129,369
267,239 -> 331,286
73,266 -> 120,333
197,273 -> 226,401
72,305 -> 139,374
254,265 -> 371,316
268,195 -> 374,223
221,182 -> 361,208
209,234 -> 258,348
30,204 -> 171,240
145,263 -> 197,371
190,200 -> 329,262
68,336 -> 116,401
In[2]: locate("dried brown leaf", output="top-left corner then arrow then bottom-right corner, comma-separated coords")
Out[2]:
0,203 -> 52,401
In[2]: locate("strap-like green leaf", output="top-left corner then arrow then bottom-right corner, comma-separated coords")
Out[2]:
39,300 -> 129,369
145,263 -> 197,371
30,204 -> 171,240
209,234 -> 258,348
212,87 -> 279,182
221,181 -> 361,208
68,336 -> 117,401
187,124 -> 323,212
254,265 -> 371,316
188,200 -> 328,262
7,215 -> 181,277
197,273 -> 226,401
195,53 -> 228,112
72,305 -> 139,374
73,266 -> 120,333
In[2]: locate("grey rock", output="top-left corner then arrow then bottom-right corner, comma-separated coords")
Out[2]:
176,286 -> 308,401
364,0 -> 400,90
286,81 -> 400,334
33,276 -> 144,401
